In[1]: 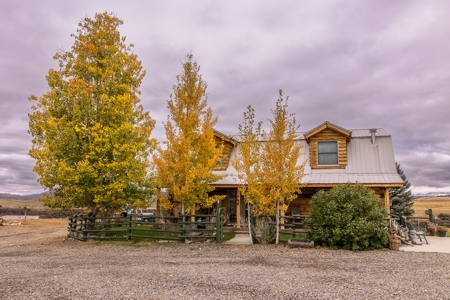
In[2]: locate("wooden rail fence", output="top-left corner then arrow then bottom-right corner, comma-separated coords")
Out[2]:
68,206 -> 223,244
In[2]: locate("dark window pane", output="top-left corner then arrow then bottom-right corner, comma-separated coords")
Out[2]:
318,141 -> 338,165
318,153 -> 338,165
318,141 -> 337,152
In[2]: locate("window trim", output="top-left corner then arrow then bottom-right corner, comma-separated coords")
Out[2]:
317,140 -> 339,166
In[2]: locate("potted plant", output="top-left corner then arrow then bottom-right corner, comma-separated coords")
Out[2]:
388,234 -> 401,250
437,225 -> 448,237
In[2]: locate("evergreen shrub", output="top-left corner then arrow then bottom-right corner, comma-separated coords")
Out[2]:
307,183 -> 388,251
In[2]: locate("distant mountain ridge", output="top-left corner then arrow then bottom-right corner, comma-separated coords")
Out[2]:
0,193 -> 43,200
2,192 -> 449,199
414,192 -> 450,197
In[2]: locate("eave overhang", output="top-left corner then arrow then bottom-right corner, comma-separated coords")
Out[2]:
304,121 -> 352,143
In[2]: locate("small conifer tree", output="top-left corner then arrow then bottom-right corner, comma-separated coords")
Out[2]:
389,162 -> 414,217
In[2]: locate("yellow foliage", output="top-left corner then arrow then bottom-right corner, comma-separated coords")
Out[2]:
153,54 -> 224,213
233,91 -> 306,243
258,91 -> 306,243
28,12 -> 156,216
231,106 -> 263,221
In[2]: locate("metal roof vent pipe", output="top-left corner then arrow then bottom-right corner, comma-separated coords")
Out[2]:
369,129 -> 377,144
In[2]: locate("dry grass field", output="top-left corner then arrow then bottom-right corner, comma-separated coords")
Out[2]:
412,196 -> 450,218
0,198 -> 45,209
2,196 -> 449,219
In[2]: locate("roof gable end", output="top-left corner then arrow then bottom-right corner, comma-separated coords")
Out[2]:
304,121 -> 352,142
213,129 -> 234,144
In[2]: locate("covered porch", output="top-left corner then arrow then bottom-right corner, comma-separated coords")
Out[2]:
210,184 -> 396,229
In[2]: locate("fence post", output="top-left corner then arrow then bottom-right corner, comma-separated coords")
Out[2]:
67,217 -> 72,238
425,209 -> 434,222
292,217 -> 296,239
81,215 -> 87,241
127,214 -> 132,240
250,214 -> 257,244
216,200 -> 222,244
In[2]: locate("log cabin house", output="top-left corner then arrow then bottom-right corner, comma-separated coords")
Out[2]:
210,122 -> 404,228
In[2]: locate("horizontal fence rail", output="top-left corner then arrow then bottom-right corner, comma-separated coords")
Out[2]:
279,215 -> 319,242
68,205 -> 223,244
279,215 -> 400,242
249,215 -> 320,243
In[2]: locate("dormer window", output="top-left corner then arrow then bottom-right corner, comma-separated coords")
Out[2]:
304,122 -> 350,169
318,141 -> 338,165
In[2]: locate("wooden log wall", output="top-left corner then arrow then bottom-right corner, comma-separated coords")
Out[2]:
288,188 -> 318,215
214,137 -> 234,171
309,128 -> 347,169
287,186 -> 388,215
289,197 -> 311,215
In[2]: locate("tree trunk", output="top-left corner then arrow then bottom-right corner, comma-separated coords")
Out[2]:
181,201 -> 185,230
191,206 -> 196,223
276,201 -> 280,244
247,202 -> 253,244
89,206 -> 99,217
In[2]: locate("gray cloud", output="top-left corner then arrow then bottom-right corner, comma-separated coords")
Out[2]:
1,0 -> 449,193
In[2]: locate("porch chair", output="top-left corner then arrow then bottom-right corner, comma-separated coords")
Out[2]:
406,222 -> 428,245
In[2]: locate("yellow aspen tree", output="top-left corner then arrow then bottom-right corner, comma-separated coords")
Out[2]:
153,54 -> 224,216
28,13 -> 156,216
260,90 -> 306,244
231,106 -> 263,239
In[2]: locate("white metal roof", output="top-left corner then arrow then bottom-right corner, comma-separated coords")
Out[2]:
350,128 -> 391,138
212,127 -> 403,186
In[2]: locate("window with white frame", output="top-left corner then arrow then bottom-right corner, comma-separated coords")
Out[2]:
318,141 -> 338,165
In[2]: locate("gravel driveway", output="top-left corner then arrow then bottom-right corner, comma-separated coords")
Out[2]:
1,234 -> 450,299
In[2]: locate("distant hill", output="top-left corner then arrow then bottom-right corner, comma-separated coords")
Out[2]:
0,193 -> 43,200
414,192 -> 450,197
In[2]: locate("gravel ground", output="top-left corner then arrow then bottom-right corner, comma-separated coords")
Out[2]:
1,237 -> 450,300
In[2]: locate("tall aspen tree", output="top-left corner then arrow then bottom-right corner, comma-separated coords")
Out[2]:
153,54 -> 224,216
260,90 -> 306,244
231,106 -> 263,239
28,13 -> 156,216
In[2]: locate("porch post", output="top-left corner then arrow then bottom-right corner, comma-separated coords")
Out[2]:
191,207 -> 196,223
236,189 -> 241,228
384,187 -> 390,211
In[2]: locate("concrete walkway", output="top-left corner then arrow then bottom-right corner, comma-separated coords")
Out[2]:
223,233 -> 253,245
399,236 -> 450,254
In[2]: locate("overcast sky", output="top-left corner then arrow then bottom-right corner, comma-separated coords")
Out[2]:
1,0 -> 449,195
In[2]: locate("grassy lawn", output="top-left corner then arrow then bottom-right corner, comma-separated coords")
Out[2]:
223,232 -> 236,241
83,224 -> 235,243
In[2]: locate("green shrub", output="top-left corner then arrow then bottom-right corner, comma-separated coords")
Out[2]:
438,213 -> 449,220
252,217 -> 276,244
307,183 -> 388,251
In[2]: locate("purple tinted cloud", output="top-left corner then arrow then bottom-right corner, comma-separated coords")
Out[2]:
0,0 -> 449,193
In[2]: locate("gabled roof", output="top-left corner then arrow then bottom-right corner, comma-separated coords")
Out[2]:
351,128 -> 390,138
213,129 -> 235,144
304,121 -> 351,142
211,122 -> 403,187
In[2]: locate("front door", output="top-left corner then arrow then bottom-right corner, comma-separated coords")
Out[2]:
227,189 -> 237,224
